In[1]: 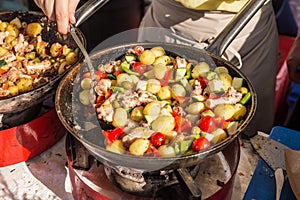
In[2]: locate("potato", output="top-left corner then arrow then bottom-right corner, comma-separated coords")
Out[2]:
10,17 -> 22,29
185,102 -> 205,115
131,106 -> 144,122
158,145 -> 176,157
232,103 -> 247,120
191,62 -> 210,79
66,51 -> 78,65
171,84 -> 186,98
139,50 -> 156,65
6,24 -> 19,37
153,63 -> 168,79
26,22 -> 43,36
129,138 -> 150,156
106,140 -> 125,154
150,46 -> 166,57
79,89 -> 90,105
117,73 -> 132,86
211,128 -> 227,144
0,22 -> 8,32
0,46 -> 8,57
50,43 -> 62,57
153,55 -> 172,65
151,116 -> 175,134
80,77 -> 92,90
112,107 -> 128,127
218,72 -> 232,91
157,86 -> 172,100
214,104 -> 235,120
143,102 -> 161,116
16,78 -> 33,93
146,79 -> 161,94
214,66 -> 228,74
8,85 -> 19,96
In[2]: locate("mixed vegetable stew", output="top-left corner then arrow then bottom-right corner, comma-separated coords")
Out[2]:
78,45 -> 252,157
0,17 -> 79,99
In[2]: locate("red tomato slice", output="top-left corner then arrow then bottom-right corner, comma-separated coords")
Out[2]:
192,137 -> 211,152
198,116 -> 216,132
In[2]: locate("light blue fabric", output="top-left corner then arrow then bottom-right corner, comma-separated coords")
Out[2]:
0,1 -> 28,11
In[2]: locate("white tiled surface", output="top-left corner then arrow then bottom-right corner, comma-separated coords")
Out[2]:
0,135 -> 259,200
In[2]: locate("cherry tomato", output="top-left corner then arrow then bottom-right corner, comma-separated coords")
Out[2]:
198,115 -> 216,132
132,62 -> 147,75
134,46 -> 144,55
150,132 -> 166,148
192,137 -> 211,152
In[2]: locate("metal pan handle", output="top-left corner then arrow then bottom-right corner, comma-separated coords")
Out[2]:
74,0 -> 110,27
205,0 -> 267,56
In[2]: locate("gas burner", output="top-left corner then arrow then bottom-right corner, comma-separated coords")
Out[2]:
66,134 -> 241,200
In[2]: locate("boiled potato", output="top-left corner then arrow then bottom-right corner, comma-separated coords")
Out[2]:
185,102 -> 205,115
191,62 -> 210,79
112,107 -> 128,127
10,17 -> 22,29
150,46 -> 165,57
158,145 -> 176,157
0,46 -> 8,57
218,72 -> 232,91
143,102 -> 161,116
214,104 -> 235,120
157,86 -> 172,100
6,24 -> 19,37
232,103 -> 247,120
79,89 -> 90,105
66,51 -> 78,65
50,43 -> 62,57
131,106 -> 144,122
151,116 -> 175,134
211,128 -> 227,144
8,85 -> 19,96
153,63 -> 168,79
16,78 -> 33,93
146,79 -> 161,94
139,50 -> 155,65
214,66 -> 228,74
153,55 -> 172,65
81,77 -> 92,90
26,22 -> 43,36
117,73 -> 132,86
129,138 -> 150,156
171,84 -> 186,98
106,140 -> 126,154
0,21 -> 8,32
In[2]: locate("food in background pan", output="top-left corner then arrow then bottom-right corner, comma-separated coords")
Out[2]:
0,17 -> 79,99
78,45 -> 251,157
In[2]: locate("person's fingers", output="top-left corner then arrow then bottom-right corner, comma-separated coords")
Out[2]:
54,0 -> 70,34
68,0 -> 80,24
34,0 -> 55,21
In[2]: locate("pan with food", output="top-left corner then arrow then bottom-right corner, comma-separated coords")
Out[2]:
0,10 -> 86,113
55,0 -> 264,171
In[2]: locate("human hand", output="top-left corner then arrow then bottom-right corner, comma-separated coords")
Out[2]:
34,0 -> 80,34
287,29 -> 300,83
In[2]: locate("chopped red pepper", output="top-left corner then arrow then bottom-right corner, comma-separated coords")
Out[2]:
160,69 -> 172,87
134,46 -> 144,55
2,82 -> 9,90
95,70 -> 107,81
0,68 -> 7,75
102,127 -> 123,145
198,76 -> 208,88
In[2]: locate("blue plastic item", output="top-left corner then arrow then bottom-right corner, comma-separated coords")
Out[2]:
244,126 -> 300,200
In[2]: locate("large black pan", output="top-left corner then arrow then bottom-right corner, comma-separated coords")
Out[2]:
0,11 -> 86,113
56,0 -> 265,171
